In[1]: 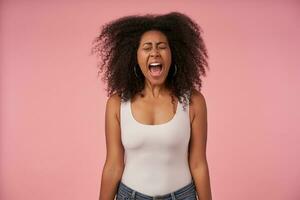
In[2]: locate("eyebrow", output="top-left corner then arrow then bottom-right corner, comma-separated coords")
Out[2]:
142,42 -> 167,46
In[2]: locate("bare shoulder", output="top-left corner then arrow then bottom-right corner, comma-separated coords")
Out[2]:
106,93 -> 122,122
190,89 -> 207,123
190,88 -> 206,105
106,93 -> 121,106
108,93 -> 122,101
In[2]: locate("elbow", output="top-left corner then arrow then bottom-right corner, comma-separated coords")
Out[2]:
106,162 -> 124,171
102,161 -> 125,177
189,159 -> 209,172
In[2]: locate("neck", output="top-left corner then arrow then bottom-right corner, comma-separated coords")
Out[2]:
142,81 -> 170,99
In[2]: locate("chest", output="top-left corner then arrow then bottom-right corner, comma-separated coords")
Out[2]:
130,100 -> 179,125
120,99 -> 191,150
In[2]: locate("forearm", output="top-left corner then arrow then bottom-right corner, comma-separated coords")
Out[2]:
190,162 -> 212,200
99,164 -> 124,200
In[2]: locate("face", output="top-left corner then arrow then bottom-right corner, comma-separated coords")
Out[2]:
137,30 -> 172,85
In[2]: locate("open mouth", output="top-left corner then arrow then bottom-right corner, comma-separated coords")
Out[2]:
148,63 -> 163,77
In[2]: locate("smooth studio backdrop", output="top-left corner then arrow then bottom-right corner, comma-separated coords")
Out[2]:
1,0 -> 299,200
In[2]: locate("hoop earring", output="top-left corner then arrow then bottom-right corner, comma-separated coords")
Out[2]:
134,65 -> 139,78
173,64 -> 177,77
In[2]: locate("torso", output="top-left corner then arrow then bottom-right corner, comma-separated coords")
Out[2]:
119,91 -> 193,195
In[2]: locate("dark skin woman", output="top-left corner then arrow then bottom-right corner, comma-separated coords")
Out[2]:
91,12 -> 212,200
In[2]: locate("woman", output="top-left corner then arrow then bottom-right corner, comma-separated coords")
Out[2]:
92,12 -> 212,200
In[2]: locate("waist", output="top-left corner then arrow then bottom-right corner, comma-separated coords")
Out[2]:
121,164 -> 193,196
117,179 -> 196,200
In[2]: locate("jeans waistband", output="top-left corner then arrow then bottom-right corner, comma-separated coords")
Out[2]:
117,180 -> 197,200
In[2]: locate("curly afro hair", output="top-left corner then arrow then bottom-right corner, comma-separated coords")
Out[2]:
91,11 -> 209,110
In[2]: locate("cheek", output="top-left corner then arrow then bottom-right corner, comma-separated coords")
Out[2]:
136,52 -> 143,64
137,53 -> 148,72
162,51 -> 172,64
137,50 -> 146,60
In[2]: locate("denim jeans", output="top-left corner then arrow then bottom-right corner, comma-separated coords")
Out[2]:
116,180 -> 198,200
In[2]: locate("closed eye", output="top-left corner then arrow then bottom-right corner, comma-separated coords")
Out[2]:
159,46 -> 167,49
143,46 -> 167,50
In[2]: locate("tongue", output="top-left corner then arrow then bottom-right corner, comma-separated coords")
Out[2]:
150,66 -> 162,76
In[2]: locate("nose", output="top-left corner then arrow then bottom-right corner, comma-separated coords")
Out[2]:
150,47 -> 160,57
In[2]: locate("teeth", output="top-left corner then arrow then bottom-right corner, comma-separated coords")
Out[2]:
149,63 -> 161,66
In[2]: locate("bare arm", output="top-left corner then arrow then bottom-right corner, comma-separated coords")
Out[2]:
99,94 -> 125,200
188,90 -> 212,200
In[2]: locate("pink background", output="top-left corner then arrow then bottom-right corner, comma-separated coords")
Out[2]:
1,0 -> 299,200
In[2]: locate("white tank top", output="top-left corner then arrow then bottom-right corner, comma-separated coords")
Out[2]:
120,97 -> 193,196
